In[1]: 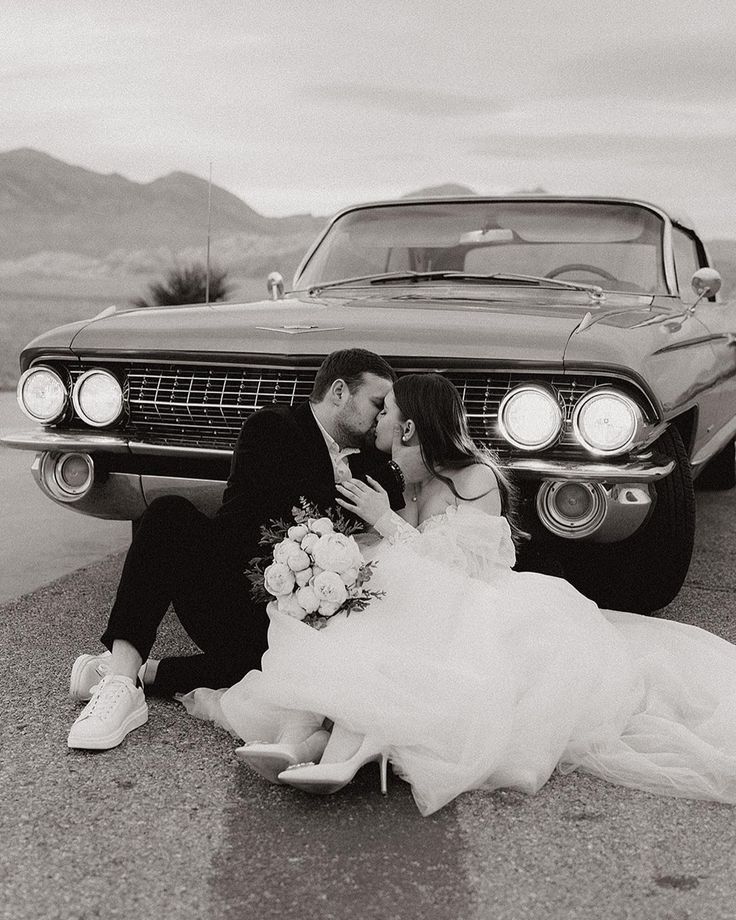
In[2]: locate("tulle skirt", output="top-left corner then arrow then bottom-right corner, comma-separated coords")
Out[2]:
181,538 -> 736,815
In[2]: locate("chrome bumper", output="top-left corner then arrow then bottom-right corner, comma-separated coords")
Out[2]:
28,456 -> 225,520
3,429 -> 675,483
502,455 -> 675,482
5,429 -> 674,538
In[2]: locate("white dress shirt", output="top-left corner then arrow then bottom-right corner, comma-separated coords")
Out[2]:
310,406 -> 360,483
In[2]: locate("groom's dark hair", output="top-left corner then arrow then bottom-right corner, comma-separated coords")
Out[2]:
310,349 -> 397,402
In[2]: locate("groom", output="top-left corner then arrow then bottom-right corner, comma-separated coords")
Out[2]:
67,348 -> 413,750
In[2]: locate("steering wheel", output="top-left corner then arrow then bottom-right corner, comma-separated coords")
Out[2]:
545,263 -> 619,282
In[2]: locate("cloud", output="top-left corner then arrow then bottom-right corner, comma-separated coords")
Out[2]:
470,133 -> 736,172
0,65 -> 83,82
557,36 -> 736,102
309,83 -> 507,116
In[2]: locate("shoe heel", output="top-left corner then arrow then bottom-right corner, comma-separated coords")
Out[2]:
379,754 -> 389,796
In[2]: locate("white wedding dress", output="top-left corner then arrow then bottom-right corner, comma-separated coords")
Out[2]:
181,505 -> 736,816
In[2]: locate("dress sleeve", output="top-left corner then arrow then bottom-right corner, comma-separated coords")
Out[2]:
374,505 -> 515,583
373,509 -> 420,544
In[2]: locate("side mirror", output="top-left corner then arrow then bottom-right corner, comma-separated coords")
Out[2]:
691,267 -> 722,299
267,272 -> 285,301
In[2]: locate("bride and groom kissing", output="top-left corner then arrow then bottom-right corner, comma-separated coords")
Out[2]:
67,348 -> 736,816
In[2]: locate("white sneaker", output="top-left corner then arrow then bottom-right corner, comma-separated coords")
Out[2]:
67,674 -> 148,750
70,652 -> 145,701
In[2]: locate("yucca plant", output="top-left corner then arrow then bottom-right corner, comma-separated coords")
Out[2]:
133,263 -> 232,307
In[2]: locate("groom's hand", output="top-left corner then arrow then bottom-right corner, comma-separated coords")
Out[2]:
391,425 -> 425,484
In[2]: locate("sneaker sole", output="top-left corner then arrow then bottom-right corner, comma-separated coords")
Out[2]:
67,703 -> 149,751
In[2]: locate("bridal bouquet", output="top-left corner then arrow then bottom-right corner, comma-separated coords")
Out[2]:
245,498 -> 385,629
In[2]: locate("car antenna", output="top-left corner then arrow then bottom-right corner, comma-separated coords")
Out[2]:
205,160 -> 213,304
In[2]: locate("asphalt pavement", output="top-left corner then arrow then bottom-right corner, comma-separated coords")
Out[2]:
0,391 -> 130,602
2,450 -> 736,918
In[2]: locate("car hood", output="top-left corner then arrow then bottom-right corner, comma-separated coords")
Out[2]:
57,287 -> 658,368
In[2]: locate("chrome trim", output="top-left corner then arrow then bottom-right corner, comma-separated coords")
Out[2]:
293,196 -> 679,294
120,364 -> 645,454
691,414 -> 736,468
16,366 -> 68,424
572,387 -> 645,456
71,368 -> 124,428
536,479 -> 654,542
128,440 -> 231,459
41,451 -> 94,499
497,383 -> 564,451
537,480 -> 606,538
1,429 -> 130,453
503,457 -> 675,482
31,456 -> 147,520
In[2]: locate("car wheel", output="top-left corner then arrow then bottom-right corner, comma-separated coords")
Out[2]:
695,438 -> 736,490
555,427 -> 695,615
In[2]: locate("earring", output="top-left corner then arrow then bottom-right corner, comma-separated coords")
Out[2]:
401,434 -> 408,442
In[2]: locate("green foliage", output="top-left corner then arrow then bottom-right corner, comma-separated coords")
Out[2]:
291,497 -> 365,536
132,262 -> 233,308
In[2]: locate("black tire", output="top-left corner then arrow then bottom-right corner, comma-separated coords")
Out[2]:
695,438 -> 736,491
555,427 -> 695,614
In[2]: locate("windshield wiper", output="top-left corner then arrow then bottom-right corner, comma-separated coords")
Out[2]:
306,271 -> 433,294
307,270 -> 603,297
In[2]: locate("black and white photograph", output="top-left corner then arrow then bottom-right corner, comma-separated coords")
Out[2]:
2,2 -> 736,918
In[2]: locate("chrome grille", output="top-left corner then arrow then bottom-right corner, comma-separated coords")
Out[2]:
92,363 -> 618,454
126,366 -> 316,450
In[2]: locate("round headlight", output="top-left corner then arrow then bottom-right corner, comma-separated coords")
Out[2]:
572,389 -> 642,455
17,366 -> 68,424
72,369 -> 123,427
498,384 -> 563,451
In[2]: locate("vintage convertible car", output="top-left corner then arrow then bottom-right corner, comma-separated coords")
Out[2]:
5,196 -> 735,613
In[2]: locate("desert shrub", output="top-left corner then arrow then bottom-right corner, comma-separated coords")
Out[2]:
132,262 -> 232,307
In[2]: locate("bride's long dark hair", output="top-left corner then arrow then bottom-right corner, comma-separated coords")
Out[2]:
392,373 -> 525,544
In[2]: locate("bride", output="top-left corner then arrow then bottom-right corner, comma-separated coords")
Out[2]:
181,374 -> 736,816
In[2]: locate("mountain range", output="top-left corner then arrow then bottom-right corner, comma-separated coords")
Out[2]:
0,147 -> 328,254
1,148 -> 733,292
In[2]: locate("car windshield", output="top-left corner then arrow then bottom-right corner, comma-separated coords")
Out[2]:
295,201 -> 668,294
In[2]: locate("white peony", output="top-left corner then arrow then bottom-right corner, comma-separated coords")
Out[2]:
288,525 -> 309,542
263,562 -> 296,597
312,532 -> 363,575
273,539 -> 302,565
300,533 -> 320,555
308,517 -> 334,535
312,570 -> 349,607
296,585 -> 321,613
287,549 -> 311,572
295,566 -> 313,587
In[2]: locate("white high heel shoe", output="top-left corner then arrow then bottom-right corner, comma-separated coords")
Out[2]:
235,729 -> 330,784
278,737 -> 390,795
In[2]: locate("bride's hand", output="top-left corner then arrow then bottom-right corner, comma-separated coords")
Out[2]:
336,476 -> 390,525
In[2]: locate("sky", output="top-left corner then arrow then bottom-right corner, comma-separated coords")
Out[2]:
4,0 -> 736,236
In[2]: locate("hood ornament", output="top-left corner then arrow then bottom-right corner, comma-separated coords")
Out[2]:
256,324 -> 345,335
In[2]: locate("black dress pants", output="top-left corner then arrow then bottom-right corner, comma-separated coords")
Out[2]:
101,495 -> 268,696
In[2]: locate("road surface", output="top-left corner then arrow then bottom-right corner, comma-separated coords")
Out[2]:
0,391 -> 130,602
1,478 -> 736,918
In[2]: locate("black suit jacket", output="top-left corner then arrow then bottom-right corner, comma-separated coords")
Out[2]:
213,401 -> 403,569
